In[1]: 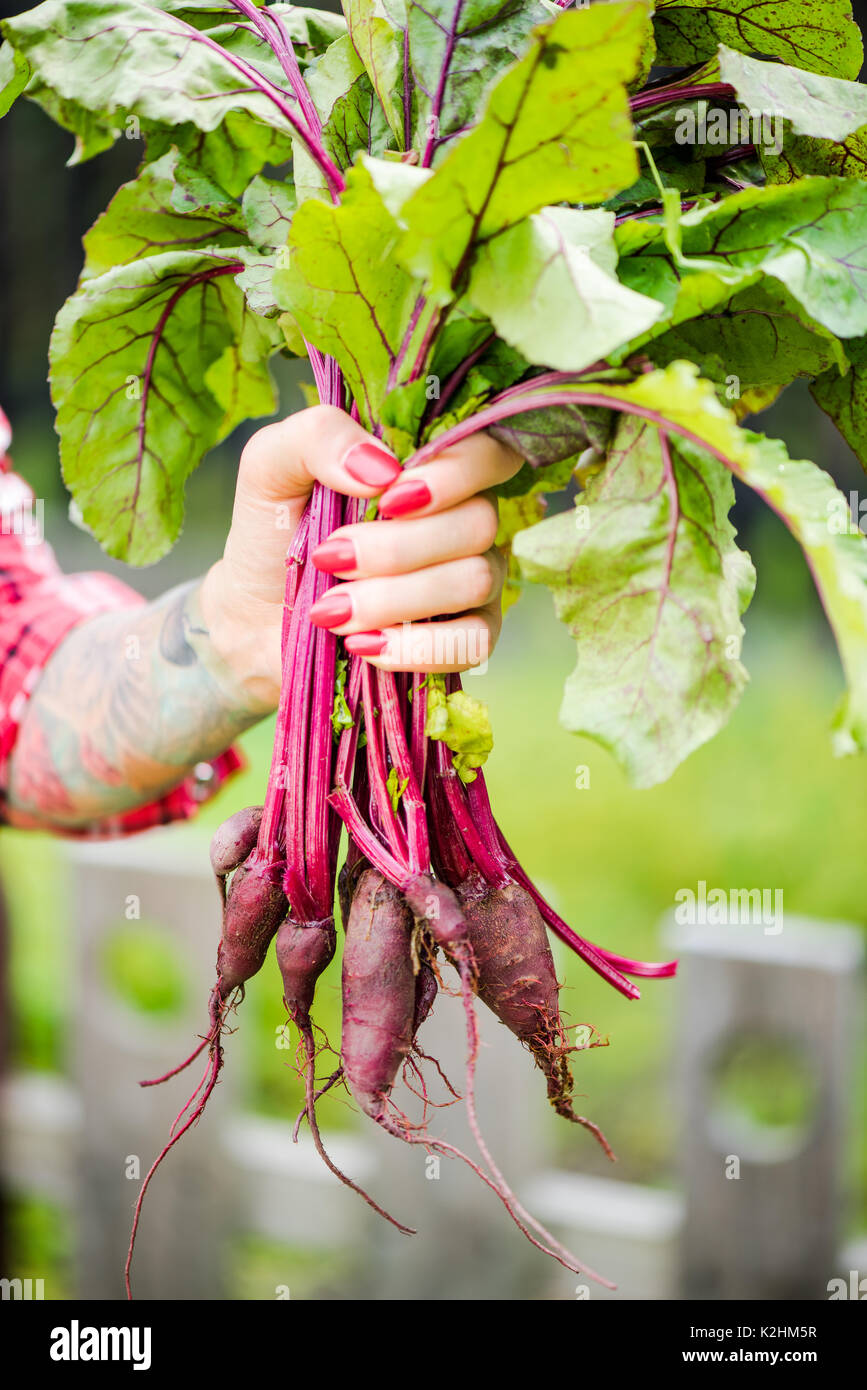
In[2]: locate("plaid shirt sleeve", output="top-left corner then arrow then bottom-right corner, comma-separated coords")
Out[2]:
0,448 -> 243,837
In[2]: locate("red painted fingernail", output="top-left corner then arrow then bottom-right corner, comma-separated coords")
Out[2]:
379,479 -> 432,518
309,591 -> 353,628
345,631 -> 388,656
312,538 -> 356,573
343,441 -> 401,488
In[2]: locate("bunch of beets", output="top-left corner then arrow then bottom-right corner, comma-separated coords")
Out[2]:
127,430 -> 674,1298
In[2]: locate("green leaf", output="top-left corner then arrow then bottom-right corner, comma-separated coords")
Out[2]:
424,674 -> 493,782
271,5 -> 348,55
717,45 -> 867,143
653,0 -> 863,80
359,150 -> 431,218
0,39 -> 29,117
734,433 -> 867,757
231,248 -> 278,317
80,151 -> 244,281
404,0 -> 548,160
50,249 -> 279,563
344,0 -> 409,148
518,361 -> 867,764
274,162 -> 422,430
496,460 -> 576,612
487,396 -> 615,471
647,282 -> 845,390
234,176 -> 296,319
607,145 -> 707,212
399,1 -> 649,299
812,335 -> 867,470
514,412 -> 755,787
332,657 -> 355,740
467,206 -> 663,373
615,177 -> 867,347
3,2 -> 341,178
386,765 -> 410,812
763,126 -> 867,185
204,312 -> 279,431
147,115 -> 293,199
2,1 -> 299,149
241,174 -> 296,250
293,31 -> 393,203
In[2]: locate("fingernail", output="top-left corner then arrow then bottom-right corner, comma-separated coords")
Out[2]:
379,478 -> 432,518
309,591 -> 353,628
343,441 -> 401,488
345,631 -> 388,656
312,538 -> 356,573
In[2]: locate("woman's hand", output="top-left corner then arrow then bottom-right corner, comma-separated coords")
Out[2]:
201,405 -> 524,711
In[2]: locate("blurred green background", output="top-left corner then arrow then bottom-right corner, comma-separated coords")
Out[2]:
1,0 -> 866,1298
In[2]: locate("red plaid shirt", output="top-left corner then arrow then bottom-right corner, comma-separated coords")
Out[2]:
0,410 -> 242,836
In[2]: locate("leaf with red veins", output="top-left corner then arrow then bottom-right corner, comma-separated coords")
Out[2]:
343,0 -> 410,149
291,31 -> 394,204
0,0 -> 325,186
653,0 -> 863,81
399,1 -> 650,300
241,174 -> 296,250
405,0 -> 548,166
50,248 -> 280,565
274,161 -> 423,433
514,413 -> 755,787
3,0 -> 296,136
81,150 -> 245,282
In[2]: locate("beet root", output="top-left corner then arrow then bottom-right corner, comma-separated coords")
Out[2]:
456,879 -> 613,1157
216,856 -> 287,999
341,868 -> 416,1122
276,916 -> 336,1028
277,898 -> 413,1235
209,805 -> 263,902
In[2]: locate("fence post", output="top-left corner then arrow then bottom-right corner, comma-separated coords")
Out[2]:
669,914 -> 864,1300
67,829 -> 234,1300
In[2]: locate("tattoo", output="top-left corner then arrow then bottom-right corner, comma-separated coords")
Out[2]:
6,580 -> 262,829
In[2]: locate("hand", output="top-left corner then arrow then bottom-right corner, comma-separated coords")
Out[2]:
201,405 -> 524,711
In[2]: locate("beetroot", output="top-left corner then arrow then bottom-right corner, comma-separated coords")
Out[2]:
216,856 -> 287,999
275,916 -> 336,1029
341,869 -> 416,1122
454,878 -> 613,1157
209,804 -> 263,894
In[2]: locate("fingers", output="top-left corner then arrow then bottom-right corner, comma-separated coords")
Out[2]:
377,431 -> 523,520
345,605 -> 503,674
309,548 -> 506,635
224,407 -> 402,609
311,494 -> 499,579
228,408 -> 522,674
237,405 -> 402,505
237,407 -> 521,516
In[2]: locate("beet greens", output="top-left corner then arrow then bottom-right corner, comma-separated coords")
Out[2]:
6,0 -> 867,1293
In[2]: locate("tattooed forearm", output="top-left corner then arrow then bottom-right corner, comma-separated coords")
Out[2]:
6,580 -> 269,829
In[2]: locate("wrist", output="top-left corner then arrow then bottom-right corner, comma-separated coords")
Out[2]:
198,563 -> 280,717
